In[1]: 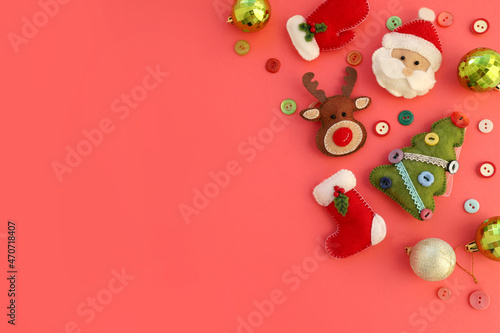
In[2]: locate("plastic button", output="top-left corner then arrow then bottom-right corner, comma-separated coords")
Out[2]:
386,16 -> 402,31
420,209 -> 433,221
447,160 -> 459,174
388,149 -> 404,164
347,51 -> 362,66
471,19 -> 489,35
374,121 -> 390,136
281,99 -> 297,115
266,58 -> 281,73
437,12 -> 453,27
478,162 -> 496,178
479,119 -> 493,133
418,171 -> 435,187
451,112 -> 469,128
234,40 -> 250,55
424,133 -> 439,146
398,110 -> 414,126
438,287 -> 451,300
464,199 -> 480,214
469,291 -> 490,310
380,177 -> 392,189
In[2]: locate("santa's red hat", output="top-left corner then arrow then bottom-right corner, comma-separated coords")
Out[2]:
382,8 -> 443,72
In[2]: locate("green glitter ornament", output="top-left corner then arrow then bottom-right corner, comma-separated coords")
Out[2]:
227,0 -> 271,33
458,47 -> 500,92
466,217 -> 500,262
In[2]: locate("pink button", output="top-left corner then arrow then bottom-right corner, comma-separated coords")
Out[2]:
420,209 -> 433,221
437,12 -> 454,27
469,291 -> 490,310
438,287 -> 451,300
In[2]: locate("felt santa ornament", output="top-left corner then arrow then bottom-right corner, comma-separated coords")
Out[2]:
286,0 -> 369,61
313,170 -> 386,258
372,8 -> 442,99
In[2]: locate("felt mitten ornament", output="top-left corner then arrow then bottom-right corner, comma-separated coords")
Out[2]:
370,112 -> 468,221
313,170 -> 387,259
372,8 -> 442,99
286,0 -> 369,61
300,67 -> 371,157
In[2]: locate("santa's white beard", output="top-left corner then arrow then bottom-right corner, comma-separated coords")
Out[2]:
372,47 -> 436,99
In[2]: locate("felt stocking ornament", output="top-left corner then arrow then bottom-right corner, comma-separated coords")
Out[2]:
286,0 -> 369,61
372,8 -> 443,99
313,169 -> 387,259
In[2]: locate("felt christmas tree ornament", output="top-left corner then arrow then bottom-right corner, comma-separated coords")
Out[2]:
372,8 -> 443,99
370,112 -> 469,221
300,67 -> 371,157
313,169 -> 387,259
286,0 -> 370,61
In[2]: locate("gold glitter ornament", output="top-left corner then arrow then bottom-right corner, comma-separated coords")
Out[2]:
227,0 -> 271,33
466,216 -> 500,261
405,238 -> 456,281
457,48 -> 500,92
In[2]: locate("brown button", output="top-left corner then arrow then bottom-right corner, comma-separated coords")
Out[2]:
265,58 -> 281,73
347,51 -> 362,66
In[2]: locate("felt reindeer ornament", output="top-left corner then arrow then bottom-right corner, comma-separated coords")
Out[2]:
314,169 -> 387,259
300,67 -> 371,157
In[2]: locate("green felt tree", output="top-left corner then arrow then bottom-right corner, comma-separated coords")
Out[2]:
369,113 -> 468,221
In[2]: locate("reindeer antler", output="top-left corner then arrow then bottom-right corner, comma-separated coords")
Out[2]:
302,72 -> 327,103
341,67 -> 357,98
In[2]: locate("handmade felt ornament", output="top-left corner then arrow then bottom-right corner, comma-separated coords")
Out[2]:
370,112 -> 469,221
286,0 -> 369,61
313,169 -> 386,259
300,67 -> 371,157
372,8 -> 442,99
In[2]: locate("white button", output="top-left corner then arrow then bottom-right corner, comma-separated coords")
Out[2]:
472,19 -> 489,34
478,162 -> 496,178
478,119 -> 493,133
374,121 -> 390,136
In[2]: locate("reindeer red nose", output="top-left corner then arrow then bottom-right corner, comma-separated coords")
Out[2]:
333,127 -> 353,147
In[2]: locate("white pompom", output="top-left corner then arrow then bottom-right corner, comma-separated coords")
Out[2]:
418,8 -> 436,22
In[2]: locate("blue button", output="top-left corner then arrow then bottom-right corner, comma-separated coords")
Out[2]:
418,171 -> 434,187
380,177 -> 392,189
464,199 -> 480,214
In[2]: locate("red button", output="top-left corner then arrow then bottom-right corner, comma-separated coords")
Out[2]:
265,58 -> 281,73
347,51 -> 362,66
438,287 -> 451,300
333,127 -> 353,147
374,121 -> 390,136
469,291 -> 490,310
437,12 -> 454,27
478,162 -> 496,178
451,112 -> 469,128
471,18 -> 489,35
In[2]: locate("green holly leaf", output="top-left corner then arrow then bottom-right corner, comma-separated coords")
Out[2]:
298,23 -> 310,32
315,23 -> 327,33
334,193 -> 349,217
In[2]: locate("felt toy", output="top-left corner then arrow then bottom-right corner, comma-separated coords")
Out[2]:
300,67 -> 371,157
370,112 -> 469,221
286,0 -> 369,61
313,169 -> 387,259
372,8 -> 442,99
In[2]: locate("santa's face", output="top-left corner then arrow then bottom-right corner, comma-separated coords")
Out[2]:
372,47 -> 436,99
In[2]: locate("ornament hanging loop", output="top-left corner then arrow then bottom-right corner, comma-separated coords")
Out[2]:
455,245 -> 479,284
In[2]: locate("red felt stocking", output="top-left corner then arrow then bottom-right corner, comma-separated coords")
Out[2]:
313,170 -> 386,258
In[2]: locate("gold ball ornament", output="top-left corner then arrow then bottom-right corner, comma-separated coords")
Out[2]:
457,48 -> 500,92
405,238 -> 456,281
466,216 -> 500,261
227,0 -> 271,33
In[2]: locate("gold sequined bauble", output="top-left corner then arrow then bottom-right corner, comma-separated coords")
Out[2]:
457,48 -> 500,92
406,238 -> 456,281
467,217 -> 500,261
227,0 -> 271,33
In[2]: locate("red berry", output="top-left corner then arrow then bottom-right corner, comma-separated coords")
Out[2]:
310,27 -> 316,33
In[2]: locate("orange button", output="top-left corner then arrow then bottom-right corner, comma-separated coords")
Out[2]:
450,112 -> 469,128
437,12 -> 453,27
347,51 -> 362,66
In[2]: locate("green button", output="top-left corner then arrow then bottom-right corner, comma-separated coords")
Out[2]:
387,16 -> 402,31
398,110 -> 414,125
234,40 -> 250,55
281,99 -> 297,115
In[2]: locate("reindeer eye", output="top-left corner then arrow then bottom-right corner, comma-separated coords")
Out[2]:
342,112 -> 347,117
400,56 -> 405,60
414,61 -> 420,65
330,115 -> 336,119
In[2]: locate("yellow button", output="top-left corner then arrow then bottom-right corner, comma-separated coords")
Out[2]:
425,133 -> 439,146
